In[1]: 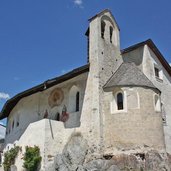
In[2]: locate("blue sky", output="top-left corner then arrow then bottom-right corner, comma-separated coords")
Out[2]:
0,0 -> 171,125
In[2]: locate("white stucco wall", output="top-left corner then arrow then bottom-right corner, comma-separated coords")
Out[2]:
3,119 -> 75,171
5,72 -> 88,146
3,73 -> 88,170
0,125 -> 5,140
0,125 -> 5,164
143,45 -> 171,153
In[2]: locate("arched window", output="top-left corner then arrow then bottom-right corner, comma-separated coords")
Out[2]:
117,93 -> 123,110
68,85 -> 80,113
111,90 -> 126,113
16,114 -> 20,127
12,120 -> 14,130
76,92 -> 79,112
101,20 -> 106,39
110,26 -> 113,43
8,120 -> 11,134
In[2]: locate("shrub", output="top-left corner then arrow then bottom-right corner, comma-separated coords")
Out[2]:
23,146 -> 42,171
3,146 -> 20,171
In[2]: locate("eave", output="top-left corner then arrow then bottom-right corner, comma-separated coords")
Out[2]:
0,64 -> 89,120
121,39 -> 171,77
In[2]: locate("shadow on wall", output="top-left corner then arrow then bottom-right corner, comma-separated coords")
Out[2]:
5,83 -> 87,146
122,46 -> 144,67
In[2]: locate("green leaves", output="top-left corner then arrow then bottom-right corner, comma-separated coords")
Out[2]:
3,145 -> 41,171
3,146 -> 20,171
23,146 -> 42,171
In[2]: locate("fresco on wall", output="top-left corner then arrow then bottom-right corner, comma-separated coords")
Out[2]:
48,88 -> 64,108
60,105 -> 69,122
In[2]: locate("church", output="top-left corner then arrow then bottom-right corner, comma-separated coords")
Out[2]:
0,9 -> 171,170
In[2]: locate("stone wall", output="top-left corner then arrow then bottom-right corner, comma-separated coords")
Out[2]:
122,44 -> 171,153
102,87 -> 165,154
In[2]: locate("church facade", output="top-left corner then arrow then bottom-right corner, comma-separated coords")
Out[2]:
0,9 -> 171,170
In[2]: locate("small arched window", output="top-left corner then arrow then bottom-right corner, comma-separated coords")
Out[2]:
117,93 -> 124,110
68,85 -> 80,113
16,115 -> 20,127
56,112 -> 60,121
101,20 -> 106,39
76,92 -> 79,112
110,26 -> 113,43
8,121 -> 11,134
12,120 -> 14,130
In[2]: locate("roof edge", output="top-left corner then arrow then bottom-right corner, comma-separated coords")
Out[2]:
0,124 -> 6,128
104,85 -> 161,93
0,64 -> 90,120
121,39 -> 171,77
88,9 -> 120,31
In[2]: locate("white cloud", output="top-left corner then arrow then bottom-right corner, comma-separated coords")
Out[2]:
73,0 -> 83,8
0,92 -> 10,100
61,69 -> 69,74
14,76 -> 21,81
169,63 -> 171,66
61,67 -> 74,74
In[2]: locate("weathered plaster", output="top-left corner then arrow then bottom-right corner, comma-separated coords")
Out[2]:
2,10 -> 170,171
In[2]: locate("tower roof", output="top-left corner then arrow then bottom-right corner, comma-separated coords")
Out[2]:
88,9 -> 120,31
104,62 -> 158,91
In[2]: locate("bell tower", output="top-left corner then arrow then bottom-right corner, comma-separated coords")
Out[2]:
86,9 -> 122,85
81,10 -> 123,153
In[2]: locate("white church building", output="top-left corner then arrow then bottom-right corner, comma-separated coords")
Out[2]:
0,9 -> 171,170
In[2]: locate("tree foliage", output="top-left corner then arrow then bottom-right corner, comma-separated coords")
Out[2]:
23,146 -> 42,171
3,146 -> 20,171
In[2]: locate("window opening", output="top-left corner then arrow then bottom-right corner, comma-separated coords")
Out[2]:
16,115 -> 19,127
117,93 -> 123,110
76,92 -> 79,112
154,67 -> 159,77
110,26 -> 113,43
12,120 -> 14,129
101,21 -> 106,39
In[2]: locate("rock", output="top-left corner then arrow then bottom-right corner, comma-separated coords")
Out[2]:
49,133 -> 171,171
84,159 -> 120,171
112,154 -> 143,170
145,150 -> 169,171
52,133 -> 88,171
107,165 -> 120,171
167,153 -> 171,169
63,133 -> 88,166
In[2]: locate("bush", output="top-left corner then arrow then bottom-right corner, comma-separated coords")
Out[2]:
23,146 -> 42,171
3,146 -> 20,171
